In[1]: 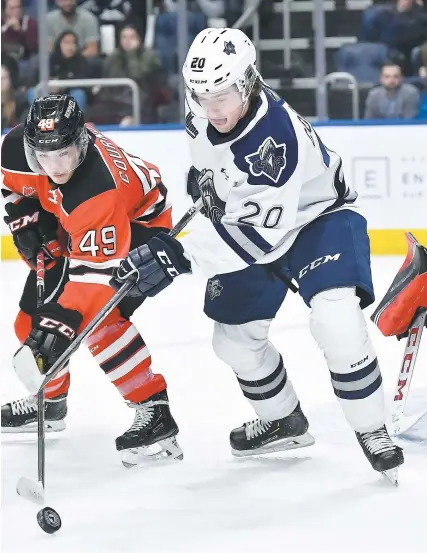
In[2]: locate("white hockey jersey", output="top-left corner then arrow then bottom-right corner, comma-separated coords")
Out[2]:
180,86 -> 358,277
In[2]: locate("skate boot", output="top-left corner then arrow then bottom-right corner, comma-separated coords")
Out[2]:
116,390 -> 183,467
1,393 -> 67,433
356,425 -> 404,484
230,403 -> 315,457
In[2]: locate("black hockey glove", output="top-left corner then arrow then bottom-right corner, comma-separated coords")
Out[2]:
110,232 -> 191,298
4,198 -> 62,269
24,303 -> 83,373
187,166 -> 226,224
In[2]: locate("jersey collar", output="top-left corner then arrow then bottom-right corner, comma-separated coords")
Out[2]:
206,95 -> 263,146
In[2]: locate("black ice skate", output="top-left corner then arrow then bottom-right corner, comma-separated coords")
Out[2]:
356,425 -> 404,485
1,394 -> 67,433
230,403 -> 315,457
116,390 -> 183,467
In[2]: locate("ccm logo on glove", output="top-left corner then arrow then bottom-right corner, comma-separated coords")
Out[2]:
9,212 -> 40,232
157,250 -> 180,278
38,317 -> 76,339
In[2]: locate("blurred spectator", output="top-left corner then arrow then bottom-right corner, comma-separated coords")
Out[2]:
78,0 -> 130,24
1,49 -> 19,86
363,1 -> 427,74
418,42 -> 427,76
195,0 -> 244,27
364,61 -> 420,118
1,64 -> 29,131
47,0 -> 100,58
90,24 -> 171,124
1,0 -> 38,60
154,2 -> 207,74
27,30 -> 91,109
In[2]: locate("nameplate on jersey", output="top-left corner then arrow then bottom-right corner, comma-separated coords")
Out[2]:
245,136 -> 286,185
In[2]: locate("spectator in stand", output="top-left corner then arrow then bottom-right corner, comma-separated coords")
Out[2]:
1,64 -> 29,131
1,0 -> 38,61
364,61 -> 420,118
365,0 -> 427,74
47,0 -> 100,58
100,24 -> 172,126
418,41 -> 427,76
27,30 -> 91,109
78,0 -> 130,25
195,0 -> 244,27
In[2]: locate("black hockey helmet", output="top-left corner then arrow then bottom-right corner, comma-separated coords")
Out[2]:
24,94 -> 89,177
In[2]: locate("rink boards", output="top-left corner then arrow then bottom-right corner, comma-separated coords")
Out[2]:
1,120 -> 426,259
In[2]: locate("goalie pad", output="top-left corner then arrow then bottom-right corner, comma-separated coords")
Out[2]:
371,233 -> 427,337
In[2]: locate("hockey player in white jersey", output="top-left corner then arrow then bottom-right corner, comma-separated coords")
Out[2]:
111,28 -> 404,478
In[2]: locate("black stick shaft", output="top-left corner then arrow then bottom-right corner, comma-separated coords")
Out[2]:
36,251 -> 46,489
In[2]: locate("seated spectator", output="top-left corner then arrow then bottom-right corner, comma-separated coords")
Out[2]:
365,0 -> 427,74
1,64 -> 29,131
27,30 -> 91,109
364,61 -> 420,118
1,0 -> 38,60
78,0 -> 130,24
89,23 -> 171,124
47,0 -> 100,58
195,0 -> 244,27
418,42 -> 427,76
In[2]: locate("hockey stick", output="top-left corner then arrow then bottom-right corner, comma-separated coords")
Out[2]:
16,252 -> 46,505
391,308 -> 427,436
13,198 -> 203,396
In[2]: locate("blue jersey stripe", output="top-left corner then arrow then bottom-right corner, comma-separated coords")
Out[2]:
213,224 -> 256,265
238,225 -> 273,254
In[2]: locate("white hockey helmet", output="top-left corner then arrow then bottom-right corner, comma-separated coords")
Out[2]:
182,28 -> 258,119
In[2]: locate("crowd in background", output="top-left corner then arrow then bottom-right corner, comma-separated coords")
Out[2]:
357,0 -> 427,118
2,0 -> 427,131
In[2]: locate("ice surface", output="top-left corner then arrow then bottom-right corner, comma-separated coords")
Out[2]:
1,257 -> 426,553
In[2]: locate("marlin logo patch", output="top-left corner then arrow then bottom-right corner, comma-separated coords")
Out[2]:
245,137 -> 286,184
223,41 -> 236,55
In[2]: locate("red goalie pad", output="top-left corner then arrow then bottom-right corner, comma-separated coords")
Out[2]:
371,233 -> 427,337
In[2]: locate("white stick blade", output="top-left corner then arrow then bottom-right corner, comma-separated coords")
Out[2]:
16,477 -> 44,505
13,346 -> 44,395
392,411 -> 427,436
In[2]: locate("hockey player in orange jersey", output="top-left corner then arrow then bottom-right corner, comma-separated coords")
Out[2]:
1,94 -> 183,466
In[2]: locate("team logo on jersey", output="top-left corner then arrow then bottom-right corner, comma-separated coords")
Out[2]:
223,41 -> 236,55
48,189 -> 58,204
245,137 -> 286,184
22,186 -> 36,197
185,112 -> 198,139
207,278 -> 223,300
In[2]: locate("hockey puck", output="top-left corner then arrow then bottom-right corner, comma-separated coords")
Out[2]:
36,507 -> 62,534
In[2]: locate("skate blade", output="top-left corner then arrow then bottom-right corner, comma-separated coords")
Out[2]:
122,437 -> 184,468
16,477 -> 44,505
382,468 -> 399,486
1,420 -> 66,434
231,431 -> 315,458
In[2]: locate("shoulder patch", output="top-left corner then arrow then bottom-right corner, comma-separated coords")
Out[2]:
231,103 -> 298,188
245,136 -> 287,184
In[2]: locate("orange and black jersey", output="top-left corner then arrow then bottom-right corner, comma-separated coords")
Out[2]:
1,124 -> 172,325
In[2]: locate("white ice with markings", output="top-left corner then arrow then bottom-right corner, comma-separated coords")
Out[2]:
1,256 -> 426,553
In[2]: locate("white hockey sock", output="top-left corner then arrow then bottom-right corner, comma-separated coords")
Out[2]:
234,345 -> 299,421
213,321 -> 298,421
310,288 -> 385,432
